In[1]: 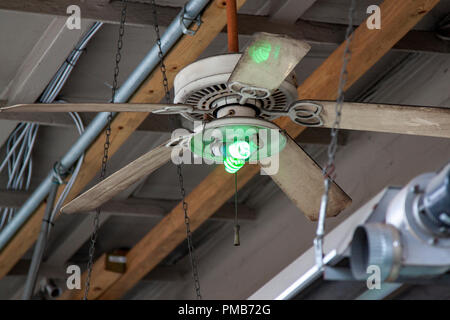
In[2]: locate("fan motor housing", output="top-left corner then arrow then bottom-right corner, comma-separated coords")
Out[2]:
173,53 -> 298,122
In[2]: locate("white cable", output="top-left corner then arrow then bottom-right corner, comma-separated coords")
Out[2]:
48,111 -> 85,233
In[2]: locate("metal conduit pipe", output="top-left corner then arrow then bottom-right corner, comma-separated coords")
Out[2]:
22,180 -> 59,300
0,0 -> 210,251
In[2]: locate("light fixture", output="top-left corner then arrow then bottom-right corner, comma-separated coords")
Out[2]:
189,118 -> 287,174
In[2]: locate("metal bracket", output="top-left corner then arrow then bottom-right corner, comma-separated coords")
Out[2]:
287,100 -> 324,127
179,5 -> 203,36
228,81 -> 271,104
258,100 -> 324,127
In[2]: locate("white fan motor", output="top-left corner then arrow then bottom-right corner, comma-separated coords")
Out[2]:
173,53 -> 298,122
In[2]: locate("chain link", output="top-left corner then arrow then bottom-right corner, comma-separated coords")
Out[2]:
314,0 -> 356,270
178,165 -> 202,299
83,0 -> 128,300
151,0 -> 202,299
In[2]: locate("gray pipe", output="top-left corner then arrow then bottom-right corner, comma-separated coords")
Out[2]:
22,181 -> 59,300
0,0 -> 210,251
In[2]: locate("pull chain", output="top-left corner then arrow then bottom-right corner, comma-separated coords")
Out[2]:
151,0 -> 202,300
314,0 -> 355,270
234,173 -> 240,246
83,0 -> 128,300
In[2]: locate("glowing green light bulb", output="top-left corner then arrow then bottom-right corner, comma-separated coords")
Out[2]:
224,157 -> 245,174
228,141 -> 251,159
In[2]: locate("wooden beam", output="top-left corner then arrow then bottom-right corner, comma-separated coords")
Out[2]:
0,1 -> 448,54
0,0 -> 178,28
85,198 -> 257,222
0,0 -> 247,282
75,0 -> 438,300
0,188 -> 253,268
237,18 -> 450,54
9,259 -> 185,283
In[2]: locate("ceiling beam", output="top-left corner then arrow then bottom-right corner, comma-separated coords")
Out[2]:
0,188 -> 254,267
0,0 -> 248,282
9,259 -> 185,283
82,0 -> 438,300
0,1 -> 448,54
0,0 -> 178,28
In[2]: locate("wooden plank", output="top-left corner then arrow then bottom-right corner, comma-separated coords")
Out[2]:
0,0 -> 178,28
1,1 -> 448,54
237,17 -> 450,54
0,103 -> 191,112
319,101 -> 450,138
0,0 -> 247,282
84,0 -> 439,299
0,191 -> 255,221
269,137 -> 351,220
62,141 -> 173,214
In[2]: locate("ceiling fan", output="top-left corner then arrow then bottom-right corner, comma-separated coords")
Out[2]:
2,33 -> 450,220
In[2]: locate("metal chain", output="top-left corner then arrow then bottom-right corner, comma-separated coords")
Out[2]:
151,0 -> 171,105
151,0 -> 202,300
178,165 -> 202,299
314,0 -> 356,270
83,0 -> 128,300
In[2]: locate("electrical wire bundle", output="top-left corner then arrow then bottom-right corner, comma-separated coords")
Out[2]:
0,22 -> 103,231
0,123 -> 38,230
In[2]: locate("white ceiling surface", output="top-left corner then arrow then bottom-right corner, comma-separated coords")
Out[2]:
0,0 -> 449,300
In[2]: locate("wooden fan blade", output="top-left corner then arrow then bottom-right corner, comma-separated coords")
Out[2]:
318,101 -> 450,138
264,136 -> 351,220
228,32 -> 310,94
0,103 -> 192,113
62,140 -> 175,214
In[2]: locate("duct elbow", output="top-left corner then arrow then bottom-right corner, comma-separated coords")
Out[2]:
350,223 -> 402,282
